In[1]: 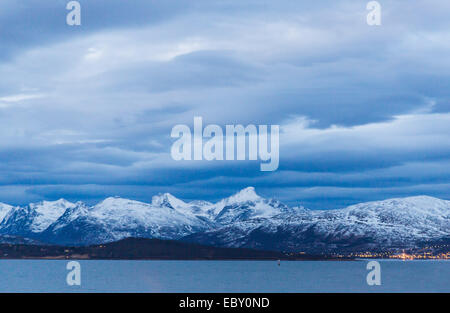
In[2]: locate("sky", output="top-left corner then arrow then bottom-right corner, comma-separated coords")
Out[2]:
0,0 -> 449,209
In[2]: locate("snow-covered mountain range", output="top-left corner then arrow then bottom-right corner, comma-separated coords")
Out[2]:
0,187 -> 448,252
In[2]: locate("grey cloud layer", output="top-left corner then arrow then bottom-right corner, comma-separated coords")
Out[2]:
0,0 -> 449,207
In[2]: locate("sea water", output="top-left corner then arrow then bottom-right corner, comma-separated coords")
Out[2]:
0,260 -> 448,293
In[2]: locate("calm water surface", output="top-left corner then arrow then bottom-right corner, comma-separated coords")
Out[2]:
0,260 -> 448,292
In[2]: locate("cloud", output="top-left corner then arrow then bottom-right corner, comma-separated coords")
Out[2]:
0,0 -> 449,207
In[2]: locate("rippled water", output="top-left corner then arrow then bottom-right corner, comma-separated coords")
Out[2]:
0,259 -> 448,292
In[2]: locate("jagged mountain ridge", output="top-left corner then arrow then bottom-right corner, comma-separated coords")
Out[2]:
0,188 -> 448,252
0,199 -> 75,237
40,196 -> 214,245
184,195 -> 450,252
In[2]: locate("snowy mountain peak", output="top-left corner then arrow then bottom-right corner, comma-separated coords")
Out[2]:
341,195 -> 450,216
0,199 -> 76,235
0,191 -> 448,251
397,195 -> 449,205
27,199 -> 76,232
46,201 -> 91,232
51,198 -> 72,205
403,195 -> 439,200
100,196 -> 118,201
94,197 -> 149,212
226,187 -> 261,204
0,203 -> 14,223
212,187 -> 291,224
30,198 -> 74,208
152,193 -> 187,210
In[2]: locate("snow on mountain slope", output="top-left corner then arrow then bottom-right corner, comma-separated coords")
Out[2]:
41,202 -> 113,245
29,199 -> 76,232
186,200 -> 215,219
0,199 -> 75,237
306,196 -> 450,242
42,196 -> 213,245
39,188 -> 290,245
184,195 -> 450,252
0,189 -> 448,250
212,187 -> 292,224
92,196 -> 210,233
152,193 -> 188,210
0,203 -> 13,223
151,193 -> 217,230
